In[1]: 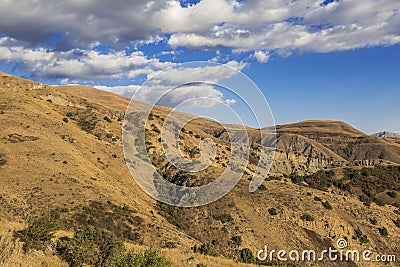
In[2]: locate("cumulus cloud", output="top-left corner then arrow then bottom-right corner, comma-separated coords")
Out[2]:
0,36 -> 173,81
252,50 -> 270,63
0,0 -> 398,53
147,60 -> 246,84
98,83 -> 236,108
1,0 -> 398,54
96,62 -> 244,108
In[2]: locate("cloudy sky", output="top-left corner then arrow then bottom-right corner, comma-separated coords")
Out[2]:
0,0 -> 399,133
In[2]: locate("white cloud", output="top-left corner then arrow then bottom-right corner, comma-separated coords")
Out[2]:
0,0 -> 398,54
97,83 -> 236,109
252,50 -> 270,63
97,61 -> 243,108
0,37 -> 173,81
147,60 -> 246,84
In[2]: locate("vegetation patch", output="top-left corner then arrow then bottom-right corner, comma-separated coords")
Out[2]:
268,208 -> 278,216
352,228 -> 369,244
212,213 -> 233,224
15,213 -> 61,252
0,154 -> 6,166
73,201 -> 142,242
300,214 -> 315,222
238,248 -> 256,264
193,243 -> 218,257
57,225 -> 124,266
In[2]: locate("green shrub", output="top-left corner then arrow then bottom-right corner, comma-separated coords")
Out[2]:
258,184 -> 267,190
78,116 -> 97,133
378,227 -> 388,237
212,213 -> 233,223
112,248 -> 171,267
193,243 -> 218,256
57,225 -> 124,267
63,117 -> 69,123
352,228 -> 369,244
322,201 -> 333,210
16,214 -> 61,252
238,248 -> 256,264
387,191 -> 398,198
369,218 -> 378,225
66,112 -> 73,117
393,218 -> 400,228
0,154 -> 6,166
300,214 -> 314,222
314,196 -> 322,202
104,116 -> 112,123
106,133 -> 113,138
268,208 -> 278,216
231,235 -> 242,246
291,175 -> 303,184
394,210 -> 400,215
73,201 -> 140,242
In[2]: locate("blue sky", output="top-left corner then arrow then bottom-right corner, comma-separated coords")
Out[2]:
0,0 -> 399,133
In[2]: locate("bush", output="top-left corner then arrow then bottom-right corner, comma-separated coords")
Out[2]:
353,228 -> 369,244
258,184 -> 267,190
104,116 -> 112,123
239,248 -> 256,264
322,201 -> 333,210
0,154 -> 6,166
112,248 -> 171,267
66,112 -> 73,117
212,213 -> 233,224
57,225 -> 124,267
314,196 -> 322,202
231,235 -> 242,246
193,243 -> 218,256
378,227 -> 388,237
300,214 -> 314,222
16,214 -> 61,252
73,201 -> 140,242
393,218 -> 400,228
369,218 -> 378,225
106,133 -> 113,138
63,117 -> 69,123
268,208 -> 278,216
291,175 -> 304,184
387,191 -> 398,198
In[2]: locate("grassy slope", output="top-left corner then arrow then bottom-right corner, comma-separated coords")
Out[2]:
1,72 -> 400,266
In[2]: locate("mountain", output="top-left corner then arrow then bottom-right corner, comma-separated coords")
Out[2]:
372,131 -> 400,138
1,71 -> 400,266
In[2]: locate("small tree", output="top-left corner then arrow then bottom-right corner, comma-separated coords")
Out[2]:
57,225 -> 124,267
378,227 -> 389,237
239,248 -> 256,264
268,208 -> 278,216
16,214 -> 61,252
112,248 -> 171,267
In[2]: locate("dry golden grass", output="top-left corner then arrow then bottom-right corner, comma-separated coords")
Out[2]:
1,71 -> 400,266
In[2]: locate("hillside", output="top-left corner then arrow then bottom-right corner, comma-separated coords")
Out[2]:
1,72 -> 400,266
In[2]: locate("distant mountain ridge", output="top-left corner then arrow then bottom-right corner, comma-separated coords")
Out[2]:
371,131 -> 400,138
